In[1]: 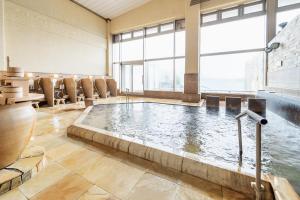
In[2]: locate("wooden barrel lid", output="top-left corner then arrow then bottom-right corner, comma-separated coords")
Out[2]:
0,86 -> 23,93
5,72 -> 25,77
7,67 -> 24,73
1,92 -> 23,98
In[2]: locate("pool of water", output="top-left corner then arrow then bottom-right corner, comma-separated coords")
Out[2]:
81,102 -> 300,194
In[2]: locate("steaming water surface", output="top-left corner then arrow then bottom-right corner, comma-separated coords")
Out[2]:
82,102 -> 300,194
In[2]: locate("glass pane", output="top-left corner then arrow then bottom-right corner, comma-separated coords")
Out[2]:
175,58 -> 185,91
122,33 -> 131,40
112,43 -> 120,63
221,9 -> 239,19
122,65 -> 132,92
244,3 -> 264,14
121,39 -> 143,61
146,27 -> 158,35
278,0 -> 300,7
200,52 -> 265,92
145,33 -> 174,59
133,30 -> 144,37
201,16 -> 266,54
145,59 -> 174,91
202,13 -> 218,23
161,23 -> 174,32
276,8 -> 300,32
113,34 -> 121,43
133,65 -> 144,92
175,31 -> 185,57
113,64 -> 120,89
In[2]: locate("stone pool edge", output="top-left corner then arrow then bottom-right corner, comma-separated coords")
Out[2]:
68,105 -> 298,200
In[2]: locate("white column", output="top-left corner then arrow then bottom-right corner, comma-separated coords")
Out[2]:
266,0 -> 277,43
185,0 -> 200,74
183,0 -> 200,102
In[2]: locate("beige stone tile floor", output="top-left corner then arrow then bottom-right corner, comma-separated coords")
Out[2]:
0,97 -> 250,200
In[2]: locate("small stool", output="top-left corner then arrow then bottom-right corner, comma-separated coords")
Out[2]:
55,98 -> 65,105
32,101 -> 40,110
225,97 -> 241,112
248,98 -> 266,115
6,98 -> 16,105
206,96 -> 220,108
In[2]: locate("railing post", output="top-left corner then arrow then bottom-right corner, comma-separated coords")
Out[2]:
237,119 -> 243,166
236,110 -> 267,200
254,122 -> 263,200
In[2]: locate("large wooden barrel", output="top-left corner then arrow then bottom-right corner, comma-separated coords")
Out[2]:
95,79 -> 107,98
63,78 -> 77,103
81,78 -> 93,98
40,78 -> 54,107
106,79 -> 117,97
0,102 -> 36,169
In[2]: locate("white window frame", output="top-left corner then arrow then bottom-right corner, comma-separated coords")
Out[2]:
112,20 -> 186,92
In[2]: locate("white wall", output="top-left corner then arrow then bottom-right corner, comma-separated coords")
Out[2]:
4,0 -> 108,75
111,0 -> 185,34
0,0 -> 5,70
111,0 -> 252,33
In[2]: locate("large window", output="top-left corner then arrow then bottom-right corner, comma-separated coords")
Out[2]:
175,31 -> 185,57
145,33 -> 174,59
200,52 -> 265,91
145,60 -> 174,91
121,39 -> 143,61
175,58 -> 185,91
200,1 -> 266,92
112,20 -> 185,92
201,16 -> 266,54
278,0 -> 300,7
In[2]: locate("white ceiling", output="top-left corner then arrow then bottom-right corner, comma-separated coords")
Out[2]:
73,0 -> 152,19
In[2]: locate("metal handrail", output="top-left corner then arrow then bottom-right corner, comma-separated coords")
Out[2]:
235,110 -> 268,200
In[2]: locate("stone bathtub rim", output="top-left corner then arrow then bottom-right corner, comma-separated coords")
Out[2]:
68,102 -> 299,200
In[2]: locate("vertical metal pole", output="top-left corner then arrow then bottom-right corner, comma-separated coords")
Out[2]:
255,122 -> 262,200
237,119 -> 243,166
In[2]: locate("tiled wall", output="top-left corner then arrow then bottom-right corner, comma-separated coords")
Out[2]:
0,0 -> 4,70
4,0 -> 107,75
267,14 -> 300,97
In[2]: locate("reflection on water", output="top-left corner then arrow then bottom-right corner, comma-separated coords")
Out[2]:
82,102 -> 300,194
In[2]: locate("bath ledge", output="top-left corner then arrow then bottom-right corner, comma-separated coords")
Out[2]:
266,175 -> 300,200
